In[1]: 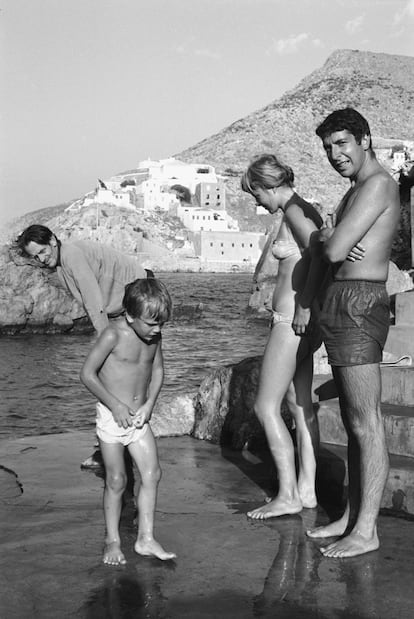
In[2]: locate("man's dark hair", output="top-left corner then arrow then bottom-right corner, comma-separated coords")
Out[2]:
16,225 -> 54,254
316,108 -> 372,148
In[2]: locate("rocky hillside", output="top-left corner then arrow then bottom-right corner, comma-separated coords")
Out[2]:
177,49 -> 414,228
2,49 -> 413,262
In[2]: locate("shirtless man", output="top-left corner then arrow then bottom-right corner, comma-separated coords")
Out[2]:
307,108 -> 399,558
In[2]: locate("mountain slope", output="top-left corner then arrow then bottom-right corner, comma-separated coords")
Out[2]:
176,49 -> 414,220
3,49 -> 413,251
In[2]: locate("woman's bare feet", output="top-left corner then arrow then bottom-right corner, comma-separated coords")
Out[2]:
306,513 -> 348,539
265,491 -> 316,509
247,496 -> 302,519
135,537 -> 176,561
320,530 -> 379,558
298,484 -> 317,509
103,541 -> 127,566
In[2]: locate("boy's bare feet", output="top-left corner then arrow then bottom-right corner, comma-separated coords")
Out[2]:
135,537 -> 176,561
247,496 -> 302,519
320,530 -> 379,558
103,541 -> 127,566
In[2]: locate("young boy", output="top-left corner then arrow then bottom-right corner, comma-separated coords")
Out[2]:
80,278 -> 176,565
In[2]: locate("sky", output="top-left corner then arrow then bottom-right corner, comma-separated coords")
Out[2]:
1,0 -> 414,226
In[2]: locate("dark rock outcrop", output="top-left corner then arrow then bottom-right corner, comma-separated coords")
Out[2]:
193,356 -> 292,449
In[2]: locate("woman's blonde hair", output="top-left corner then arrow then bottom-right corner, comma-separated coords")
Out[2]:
241,154 -> 294,194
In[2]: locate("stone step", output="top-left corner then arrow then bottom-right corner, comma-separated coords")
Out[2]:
315,367 -> 414,407
394,290 -> 414,326
381,365 -> 414,406
317,443 -> 414,516
313,375 -> 414,457
384,325 -> 414,359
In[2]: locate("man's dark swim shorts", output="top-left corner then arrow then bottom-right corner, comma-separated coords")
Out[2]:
320,280 -> 390,367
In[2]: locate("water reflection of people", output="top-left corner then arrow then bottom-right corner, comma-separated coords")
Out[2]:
253,514 -> 320,616
253,511 -> 380,617
241,155 -> 323,519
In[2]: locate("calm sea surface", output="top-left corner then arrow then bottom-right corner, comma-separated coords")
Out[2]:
0,273 -> 269,440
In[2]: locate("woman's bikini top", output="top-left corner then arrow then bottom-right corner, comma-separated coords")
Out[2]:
271,220 -> 302,260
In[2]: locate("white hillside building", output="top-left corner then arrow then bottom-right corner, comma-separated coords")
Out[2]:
137,157 -> 218,194
135,178 -> 180,211
177,206 -> 229,232
65,187 -> 134,212
81,187 -> 134,208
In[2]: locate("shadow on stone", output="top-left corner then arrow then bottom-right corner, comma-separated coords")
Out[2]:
0,465 -> 23,498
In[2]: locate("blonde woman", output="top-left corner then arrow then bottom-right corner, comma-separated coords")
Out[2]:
242,154 -> 323,518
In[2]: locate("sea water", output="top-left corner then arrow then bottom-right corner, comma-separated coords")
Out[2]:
0,273 -> 269,440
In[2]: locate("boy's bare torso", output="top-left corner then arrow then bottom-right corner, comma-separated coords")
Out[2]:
98,317 -> 159,409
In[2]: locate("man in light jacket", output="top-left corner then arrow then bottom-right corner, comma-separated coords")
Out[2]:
16,224 -> 152,333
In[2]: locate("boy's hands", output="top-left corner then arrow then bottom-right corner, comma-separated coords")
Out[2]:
112,402 -> 136,429
110,400 -> 154,429
132,401 -> 153,428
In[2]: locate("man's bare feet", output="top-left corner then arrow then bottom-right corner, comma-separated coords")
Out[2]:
320,530 -> 379,558
306,514 -> 348,539
135,537 -> 176,561
103,541 -> 127,566
247,496 -> 302,519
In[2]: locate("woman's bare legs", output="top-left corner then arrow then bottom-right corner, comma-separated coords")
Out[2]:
99,440 -> 128,565
129,426 -> 176,560
286,349 -> 319,508
247,323 -> 307,519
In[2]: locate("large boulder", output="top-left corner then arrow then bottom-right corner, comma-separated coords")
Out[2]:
151,393 -> 196,437
193,356 -> 292,449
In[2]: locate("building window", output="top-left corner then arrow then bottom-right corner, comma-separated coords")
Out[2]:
232,243 -> 234,247
250,244 -> 253,247
241,243 -> 244,247
210,242 -> 213,247
221,242 -> 224,247
221,251 -> 224,255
